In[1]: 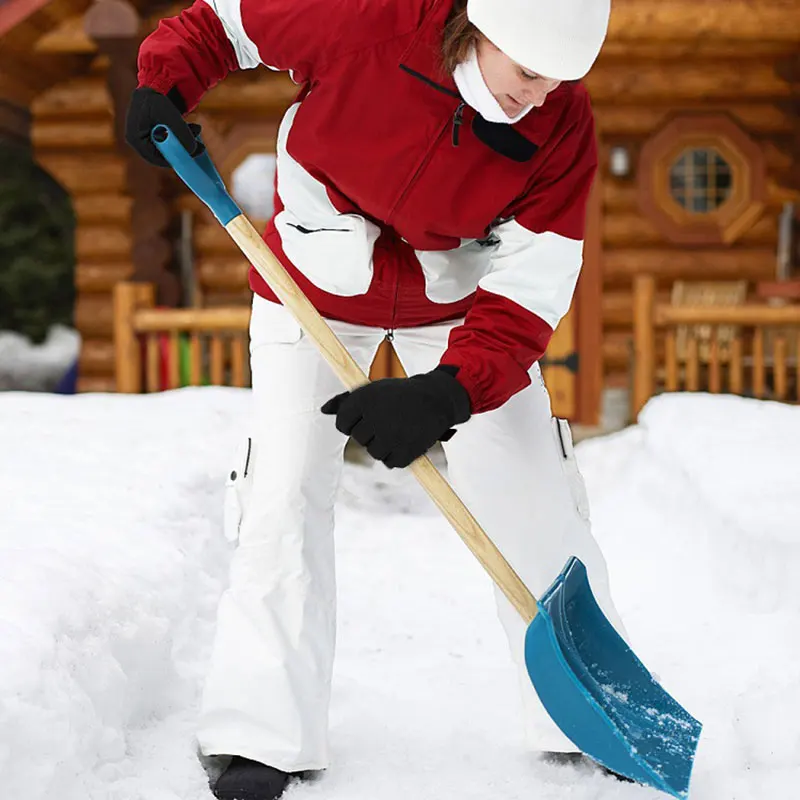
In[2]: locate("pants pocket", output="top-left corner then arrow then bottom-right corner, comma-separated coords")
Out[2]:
223,436 -> 255,543
551,417 -> 591,522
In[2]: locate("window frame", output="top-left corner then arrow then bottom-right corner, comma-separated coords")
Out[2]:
638,114 -> 766,246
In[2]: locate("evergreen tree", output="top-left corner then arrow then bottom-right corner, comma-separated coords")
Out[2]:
0,141 -> 75,343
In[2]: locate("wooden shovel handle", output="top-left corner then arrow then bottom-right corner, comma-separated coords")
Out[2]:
226,214 -> 539,623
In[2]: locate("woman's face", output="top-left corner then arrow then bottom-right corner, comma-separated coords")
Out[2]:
476,36 -> 562,117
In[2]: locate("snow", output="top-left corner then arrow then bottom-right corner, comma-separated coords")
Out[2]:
0,388 -> 797,800
0,326 -> 80,391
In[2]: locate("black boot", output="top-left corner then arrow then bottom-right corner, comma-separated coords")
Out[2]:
540,751 -> 635,785
212,756 -> 296,800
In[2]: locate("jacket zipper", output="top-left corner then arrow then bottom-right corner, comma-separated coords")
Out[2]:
452,102 -> 466,147
386,114 -> 453,225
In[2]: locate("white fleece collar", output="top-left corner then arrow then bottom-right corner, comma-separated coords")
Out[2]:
453,46 -> 534,124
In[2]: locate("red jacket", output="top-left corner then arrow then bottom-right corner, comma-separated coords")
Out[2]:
137,0 -> 598,413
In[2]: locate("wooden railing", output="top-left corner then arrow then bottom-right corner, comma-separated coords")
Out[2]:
113,282 -> 406,393
114,282 -> 251,393
633,275 -> 800,417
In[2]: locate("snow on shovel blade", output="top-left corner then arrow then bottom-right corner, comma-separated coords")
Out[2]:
525,557 -> 702,799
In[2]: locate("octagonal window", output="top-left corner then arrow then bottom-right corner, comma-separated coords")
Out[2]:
638,114 -> 766,245
669,148 -> 733,214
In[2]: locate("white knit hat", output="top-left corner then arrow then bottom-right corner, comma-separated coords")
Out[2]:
466,0 -> 611,81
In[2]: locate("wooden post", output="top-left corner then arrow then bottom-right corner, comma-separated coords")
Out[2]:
113,281 -> 153,392
85,0 -> 180,307
575,168 -> 604,425
632,275 -> 656,418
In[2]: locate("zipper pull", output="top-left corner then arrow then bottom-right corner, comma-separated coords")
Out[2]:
452,102 -> 466,147
386,329 -> 395,342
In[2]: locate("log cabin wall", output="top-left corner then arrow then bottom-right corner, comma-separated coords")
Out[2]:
584,1 -> 800,395
32,71 -> 132,391
7,0 -> 800,405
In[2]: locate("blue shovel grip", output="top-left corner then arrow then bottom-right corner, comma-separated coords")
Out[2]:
151,124 -> 241,226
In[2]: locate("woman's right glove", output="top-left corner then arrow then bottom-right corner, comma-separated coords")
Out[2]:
124,87 -> 203,167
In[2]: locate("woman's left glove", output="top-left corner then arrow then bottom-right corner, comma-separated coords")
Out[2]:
321,365 -> 471,469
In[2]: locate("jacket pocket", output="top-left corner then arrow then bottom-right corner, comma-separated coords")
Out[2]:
223,436 -> 255,543
416,237 -> 497,304
275,102 -> 380,297
275,208 -> 380,297
551,417 -> 591,522
249,294 -> 304,349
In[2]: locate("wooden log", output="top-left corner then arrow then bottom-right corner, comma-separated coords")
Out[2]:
0,99 -> 30,142
594,103 -> 794,136
146,336 -> 160,392
32,77 -> 112,117
603,247 -> 775,283
76,226 -> 133,261
189,333 -> 202,386
210,336 -> 225,385
632,275 -> 656,417
77,375 -> 116,393
197,257 -> 250,291
31,118 -> 115,150
202,289 -> 254,308
708,335 -> 721,393
603,212 -> 777,248
113,282 -> 154,392
195,223 -> 242,255
75,292 -> 116,337
0,69 -> 42,106
685,338 -> 700,391
600,41 -> 800,61
665,331 -> 678,391
75,262 -> 135,292
131,202 -> 171,234
603,288 -> 670,328
763,140 -> 794,174
133,307 -> 251,333
773,336 -> 788,401
72,194 -> 132,224
168,332 -> 180,390
34,14 -> 97,53
79,338 -> 116,375
607,1 -> 800,41
730,339 -> 744,395
586,60 -> 791,103
230,335 -> 249,387
37,153 -> 126,193
202,73 -> 299,113
753,329 -> 766,398
576,173 -> 604,425
601,175 -> 798,214
656,305 -> 800,326
603,331 -> 635,370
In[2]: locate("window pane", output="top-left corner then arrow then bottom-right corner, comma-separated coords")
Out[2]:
669,147 -> 733,214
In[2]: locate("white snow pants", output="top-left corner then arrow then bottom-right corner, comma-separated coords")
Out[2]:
197,295 -> 627,771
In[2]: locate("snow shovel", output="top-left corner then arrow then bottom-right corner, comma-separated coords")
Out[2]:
152,124 -> 702,798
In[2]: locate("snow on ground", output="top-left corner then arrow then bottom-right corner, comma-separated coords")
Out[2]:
0,388 -> 797,800
0,326 -> 80,391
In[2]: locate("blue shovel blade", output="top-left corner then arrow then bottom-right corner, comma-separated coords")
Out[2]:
525,557 -> 702,799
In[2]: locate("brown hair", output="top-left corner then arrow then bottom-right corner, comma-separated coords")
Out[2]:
441,0 -> 482,74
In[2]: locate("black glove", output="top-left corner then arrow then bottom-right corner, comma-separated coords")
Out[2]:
321,365 -> 471,469
124,86 -> 204,167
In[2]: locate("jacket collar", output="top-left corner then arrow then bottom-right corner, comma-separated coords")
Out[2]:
398,0 -> 460,101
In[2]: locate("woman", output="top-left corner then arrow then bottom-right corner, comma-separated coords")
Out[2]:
125,0 -> 623,798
